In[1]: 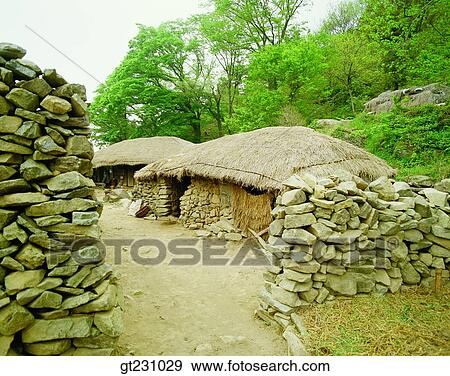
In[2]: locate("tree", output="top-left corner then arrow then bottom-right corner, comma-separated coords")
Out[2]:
90,21 -> 212,144
321,0 -> 365,35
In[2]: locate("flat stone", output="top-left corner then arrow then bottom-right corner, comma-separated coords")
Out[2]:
5,269 -> 46,294
283,269 -> 312,283
0,138 -> 33,154
420,188 -> 448,208
430,244 -> 450,258
21,316 -> 93,343
268,219 -> 284,236
404,229 -> 423,243
52,83 -> 87,101
3,222 -> 28,243
28,291 -> 62,309
325,273 -> 357,296
15,121 -> 42,139
59,292 -> 97,310
18,78 -> 52,98
401,262 -> 421,284
43,223 -> 100,238
73,331 -> 117,349
74,285 -> 117,313
308,222 -> 333,240
0,208 -> 17,230
81,264 -> 113,288
24,339 -> 71,355
331,209 -> 351,225
5,59 -> 37,80
0,165 -> 16,182
284,213 -> 316,229
41,95 -> 72,114
5,88 -> 39,111
1,256 -> 24,271
282,175 -> 313,193
20,158 -> 53,181
374,269 -> 391,286
39,110 -> 69,122
70,94 -> 88,116
431,225 -> 450,239
15,108 -> 46,124
48,265 -> 79,277
0,43 -> 26,59
16,288 -> 44,305
281,189 -> 306,206
0,335 -> 14,356
43,69 -> 67,87
15,243 -> 46,269
327,230 -> 362,244
271,285 -> 302,307
0,192 -> 49,208
34,135 -> 66,155
369,176 -> 396,200
0,178 -> 30,196
34,215 -> 69,227
0,96 -> 13,115
282,229 -> 316,245
65,265 -> 93,288
0,115 -> 22,133
0,153 -> 23,164
94,307 -> 123,337
283,327 -> 308,356
43,171 -> 95,192
310,197 -> 335,209
0,301 -> 34,335
45,127 -> 65,145
25,198 -> 99,216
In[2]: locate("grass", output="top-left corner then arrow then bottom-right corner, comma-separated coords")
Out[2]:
300,287 -> 450,356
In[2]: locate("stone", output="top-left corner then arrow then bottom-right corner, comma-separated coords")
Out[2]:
34,135 -> 66,155
3,222 -> 28,243
404,229 -> 423,243
224,232 -> 242,241
411,260 -> 430,275
15,121 -> 41,139
393,181 -> 414,197
419,252 -> 433,266
18,77 -> 52,98
374,269 -> 391,286
0,138 -> 33,154
25,198 -> 99,216
43,69 -> 67,87
282,175 -> 313,193
81,264 -> 113,288
0,96 -> 13,115
94,307 -> 123,337
71,94 -> 88,116
288,260 -> 321,274
271,285 -> 302,307
24,339 -> 71,355
389,278 -> 402,293
283,269 -> 312,283
281,189 -> 306,206
284,203 -> 315,215
308,222 -> 333,240
282,229 -> 316,245
45,127 -> 65,145
21,316 -> 93,343
369,176 -> 396,201
279,279 -> 313,292
28,291 -> 63,309
5,269 -> 46,294
0,335 -> 14,356
5,88 -> 39,111
52,83 -> 87,101
268,219 -> 284,236
73,331 -> 117,349
0,115 -> 22,133
401,263 -> 421,285
331,209 -> 351,225
15,243 -> 46,269
0,153 -> 23,164
20,159 -> 53,181
1,256 -> 24,271
425,233 -> 450,249
0,43 -> 26,59
420,188 -> 448,208
435,178 -> 450,193
5,60 -> 37,80
379,221 -> 401,236
74,285 -> 117,313
431,225 -> 450,239
15,108 -> 46,124
43,171 -> 95,192
39,111 -> 69,122
299,288 -> 319,303
284,213 -> 316,229
0,192 -> 49,208
282,326 -> 308,356
0,166 -> 16,183
0,301 -> 34,335
327,230 -> 362,244
48,265 -> 79,277
40,95 -> 72,114
415,196 -> 432,218
0,208 -> 16,230
325,273 -> 357,296
43,223 -> 100,238
430,244 -> 450,258
0,178 -> 31,195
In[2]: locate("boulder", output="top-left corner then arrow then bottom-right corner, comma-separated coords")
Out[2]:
43,171 -> 95,192
281,189 -> 306,206
325,273 -> 357,296
4,269 -> 46,294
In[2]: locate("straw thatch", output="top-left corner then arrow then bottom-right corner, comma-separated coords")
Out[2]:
92,137 -> 193,168
135,126 -> 396,192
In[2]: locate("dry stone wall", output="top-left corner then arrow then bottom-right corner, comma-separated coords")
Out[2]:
256,172 -> 450,355
0,43 -> 123,356
132,177 -> 180,217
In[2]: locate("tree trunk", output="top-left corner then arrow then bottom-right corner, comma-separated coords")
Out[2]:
192,120 -> 201,143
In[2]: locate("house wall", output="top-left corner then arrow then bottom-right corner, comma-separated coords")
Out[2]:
93,165 -> 144,187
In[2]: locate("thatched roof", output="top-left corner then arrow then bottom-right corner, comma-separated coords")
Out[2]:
92,137 -> 193,168
135,127 -> 396,191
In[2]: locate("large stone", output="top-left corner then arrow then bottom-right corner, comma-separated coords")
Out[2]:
65,135 -> 94,159
431,225 -> 450,240
281,189 -> 307,206
331,209 -> 351,225
325,273 -> 357,296
43,223 -> 101,238
369,176 -> 396,201
270,285 -> 302,307
374,269 -> 391,286
50,156 -> 92,175
74,285 -> 117,313
25,198 -> 99,216
282,175 -> 313,193
283,269 -> 312,283
15,108 -> 46,125
16,288 -> 45,305
24,339 -> 71,355
284,213 -> 316,229
0,301 -> 34,335
18,77 -> 52,98
15,121 -> 41,139
282,259 -> 321,274
0,96 -> 13,115
94,307 -> 123,337
15,243 -> 46,269
420,188 -> 448,208
43,69 -> 67,87
73,331 -> 117,349
0,192 -> 49,208
34,135 -> 66,155
327,230 -> 362,244
5,269 -> 46,294
21,316 -> 93,343
28,291 -> 62,309
0,43 -> 26,59
268,219 -> 284,236
430,244 -> 450,258
34,215 -> 69,227
5,59 -> 36,80
45,127 -> 65,145
71,94 -> 88,116
393,181 -> 414,197
52,83 -> 87,101
20,159 -> 53,181
0,139 -> 33,154
435,179 -> 450,193
40,95 -> 72,114
0,178 -> 30,195
5,88 -> 39,111
308,222 -> 333,240
81,264 -> 113,288
379,221 -> 401,236
284,203 -> 315,215
1,256 -> 24,271
282,228 -> 316,245
0,115 -> 22,133
401,262 -> 421,285
404,229 -> 423,243
43,171 -> 95,192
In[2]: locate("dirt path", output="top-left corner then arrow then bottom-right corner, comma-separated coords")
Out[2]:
100,203 -> 286,356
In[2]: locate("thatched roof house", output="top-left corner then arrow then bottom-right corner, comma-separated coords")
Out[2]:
92,136 -> 193,169
92,136 -> 192,187
135,127 -> 396,191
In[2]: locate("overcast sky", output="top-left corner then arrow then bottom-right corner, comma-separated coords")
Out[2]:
2,0 -> 342,101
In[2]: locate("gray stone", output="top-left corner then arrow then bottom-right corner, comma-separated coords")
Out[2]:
308,222 -> 333,240
393,181 -> 414,197
325,273 -> 357,296
81,264 -> 113,288
281,189 -> 307,206
271,285 -> 302,307
74,285 -> 117,313
430,244 -> 450,258
282,229 -> 316,245
284,203 -> 315,215
435,179 -> 450,193
21,316 -> 93,343
0,301 -> 34,335
282,175 -> 313,193
5,88 -> 39,111
43,171 -> 95,192
284,213 -> 316,229
15,121 -> 41,139
369,176 -> 396,200
0,138 -> 33,154
299,288 -> 319,303
41,95 -> 72,114
431,225 -> 450,239
327,230 -> 362,244
0,192 -> 49,208
24,339 -> 71,355
34,135 -> 66,155
331,209 -> 351,225
43,223 -> 100,238
374,269 -> 391,286
268,219 -> 284,236
379,221 -> 401,236
419,252 -> 433,266
20,158 -> 53,181
283,269 -> 312,283
25,198 -> 99,216
420,188 -> 448,208
404,229 -> 423,243
401,263 -> 421,284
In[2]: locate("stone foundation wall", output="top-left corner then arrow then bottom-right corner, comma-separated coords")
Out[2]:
256,172 -> 450,354
179,178 -> 233,229
132,177 -> 180,217
0,43 -> 122,356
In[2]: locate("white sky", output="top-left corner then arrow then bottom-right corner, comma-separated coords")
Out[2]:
2,0 -> 342,101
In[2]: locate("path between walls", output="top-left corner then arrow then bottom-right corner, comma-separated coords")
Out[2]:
100,204 -> 286,356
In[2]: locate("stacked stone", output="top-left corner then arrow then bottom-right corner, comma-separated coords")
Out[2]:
132,178 -> 179,217
0,43 -> 122,356
179,179 -> 224,229
256,172 -> 449,355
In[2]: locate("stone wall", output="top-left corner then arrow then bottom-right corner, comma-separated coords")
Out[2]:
132,177 -> 181,217
179,178 -> 233,229
256,172 -> 449,354
0,43 -> 122,356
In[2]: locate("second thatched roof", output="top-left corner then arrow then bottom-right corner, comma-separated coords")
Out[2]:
135,126 -> 396,191
92,136 -> 193,168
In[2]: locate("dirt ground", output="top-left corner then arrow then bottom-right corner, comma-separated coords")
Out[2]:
99,203 -> 286,356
